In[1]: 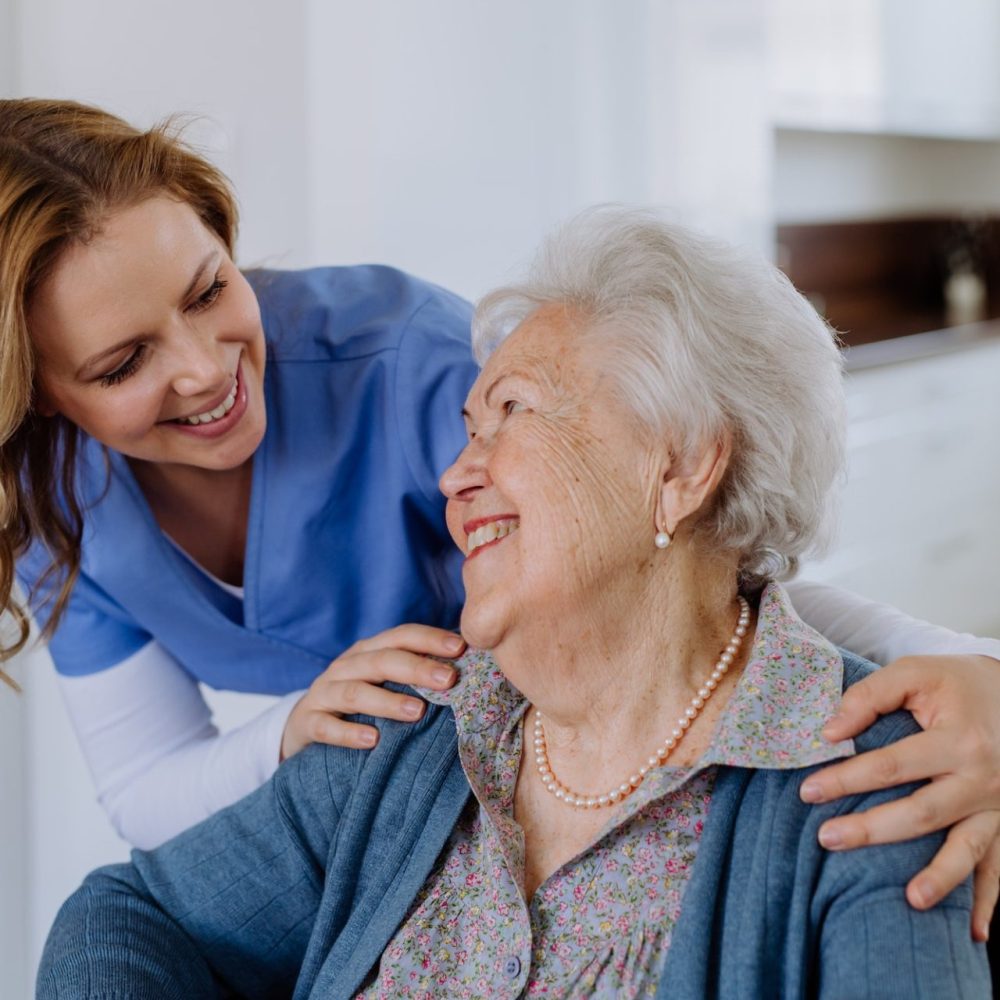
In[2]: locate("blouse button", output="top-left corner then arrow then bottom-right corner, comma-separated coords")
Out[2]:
503,956 -> 522,979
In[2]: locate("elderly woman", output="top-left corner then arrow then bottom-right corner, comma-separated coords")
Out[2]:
39,211 -> 988,998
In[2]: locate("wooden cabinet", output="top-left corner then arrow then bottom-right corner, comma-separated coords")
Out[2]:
803,337 -> 1000,634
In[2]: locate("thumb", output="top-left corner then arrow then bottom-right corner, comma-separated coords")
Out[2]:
823,657 -> 926,741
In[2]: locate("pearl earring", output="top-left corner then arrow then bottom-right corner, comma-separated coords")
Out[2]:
654,530 -> 672,550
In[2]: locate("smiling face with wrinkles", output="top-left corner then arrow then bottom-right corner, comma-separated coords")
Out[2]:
439,305 -> 666,658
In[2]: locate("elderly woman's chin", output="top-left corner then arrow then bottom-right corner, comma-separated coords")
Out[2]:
458,595 -> 510,652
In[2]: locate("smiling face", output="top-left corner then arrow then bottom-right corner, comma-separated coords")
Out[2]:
29,195 -> 267,475
440,305 -> 666,653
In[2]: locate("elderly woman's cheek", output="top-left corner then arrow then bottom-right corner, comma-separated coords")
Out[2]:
529,430 -> 649,576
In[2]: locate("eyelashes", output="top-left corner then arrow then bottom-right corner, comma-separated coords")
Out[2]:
100,344 -> 147,387
98,274 -> 229,388
189,276 -> 228,313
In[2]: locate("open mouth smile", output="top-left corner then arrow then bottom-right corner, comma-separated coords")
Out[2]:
167,361 -> 248,439
465,517 -> 520,558
175,379 -> 238,425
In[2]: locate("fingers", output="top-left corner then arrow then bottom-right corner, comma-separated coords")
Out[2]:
902,813 -> 1000,932
311,674 -> 429,725
351,623 -> 466,660
304,712 -> 381,751
801,730 -> 947,803
971,828 -> 1000,941
328,645 -> 458,693
815,775 -> 974,852
283,675 -> 435,758
282,626 -> 465,761
822,658 -> 932,742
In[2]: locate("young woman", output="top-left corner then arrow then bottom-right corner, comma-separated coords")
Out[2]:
2,99 -> 1000,939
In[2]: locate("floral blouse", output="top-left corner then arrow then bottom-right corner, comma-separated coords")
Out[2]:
357,583 -> 855,999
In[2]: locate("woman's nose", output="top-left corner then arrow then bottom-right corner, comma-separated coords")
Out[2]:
169,328 -> 229,398
439,439 -> 490,501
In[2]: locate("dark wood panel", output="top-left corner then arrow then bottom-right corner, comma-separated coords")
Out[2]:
777,217 -> 1000,346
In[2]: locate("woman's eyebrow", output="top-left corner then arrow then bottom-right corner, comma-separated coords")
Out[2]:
482,369 -> 536,407
78,335 -> 145,378
181,250 -> 221,301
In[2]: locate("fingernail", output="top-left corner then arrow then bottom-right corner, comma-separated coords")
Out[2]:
433,666 -> 456,686
402,699 -> 423,719
980,920 -> 990,942
821,715 -> 844,737
444,635 -> 465,653
800,781 -> 823,803
818,825 -> 843,849
359,729 -> 378,747
911,879 -> 933,908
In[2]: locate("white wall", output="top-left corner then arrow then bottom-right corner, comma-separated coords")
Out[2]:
14,0 -> 313,269
775,128 -> 1000,222
304,0 -> 771,301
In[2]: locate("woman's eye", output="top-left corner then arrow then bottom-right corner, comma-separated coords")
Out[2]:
99,344 -> 148,387
188,276 -> 229,313
503,399 -> 526,416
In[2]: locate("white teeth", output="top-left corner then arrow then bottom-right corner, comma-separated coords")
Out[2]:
467,519 -> 519,554
180,381 -> 238,425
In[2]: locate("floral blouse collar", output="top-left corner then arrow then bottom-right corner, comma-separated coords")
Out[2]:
421,581 -> 855,773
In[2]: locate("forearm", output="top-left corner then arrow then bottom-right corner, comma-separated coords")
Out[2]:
786,579 -> 1000,665
61,642 -> 300,848
103,692 -> 299,848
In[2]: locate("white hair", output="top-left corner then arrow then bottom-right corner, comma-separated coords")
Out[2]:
472,207 -> 846,586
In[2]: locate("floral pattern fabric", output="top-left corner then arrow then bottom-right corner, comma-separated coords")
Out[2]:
357,583 -> 854,999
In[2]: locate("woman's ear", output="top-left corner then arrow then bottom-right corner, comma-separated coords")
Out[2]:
657,434 -> 732,535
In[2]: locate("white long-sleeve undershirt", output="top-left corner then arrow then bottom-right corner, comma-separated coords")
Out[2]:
59,643 -> 302,850
57,578 -> 1000,850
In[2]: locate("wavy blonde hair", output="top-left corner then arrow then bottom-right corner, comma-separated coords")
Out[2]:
0,99 -> 239,687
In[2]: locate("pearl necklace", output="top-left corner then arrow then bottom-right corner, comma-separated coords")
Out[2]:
532,595 -> 751,809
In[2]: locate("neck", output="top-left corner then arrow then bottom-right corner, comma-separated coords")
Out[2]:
129,456 -> 253,505
129,458 -> 254,585
496,544 -> 750,787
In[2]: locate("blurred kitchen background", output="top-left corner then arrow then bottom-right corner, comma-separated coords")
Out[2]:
2,0 -> 1000,994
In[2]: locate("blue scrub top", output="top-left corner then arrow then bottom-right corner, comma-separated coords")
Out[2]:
17,266 -> 478,694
